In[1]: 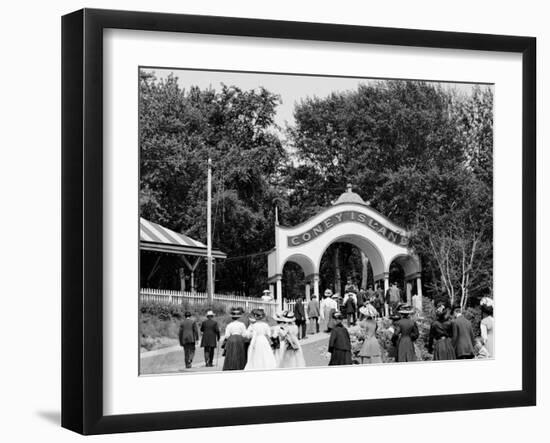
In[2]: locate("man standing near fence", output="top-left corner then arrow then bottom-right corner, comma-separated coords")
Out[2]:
200,310 -> 220,367
178,311 -> 199,369
307,295 -> 320,334
293,297 -> 307,340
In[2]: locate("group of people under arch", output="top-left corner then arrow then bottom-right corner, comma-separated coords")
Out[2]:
178,283 -> 494,370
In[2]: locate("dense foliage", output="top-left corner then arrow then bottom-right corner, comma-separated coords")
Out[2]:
139,72 -> 493,308
140,72 -> 286,295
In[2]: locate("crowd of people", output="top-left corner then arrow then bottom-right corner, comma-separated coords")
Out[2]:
178,307 -> 308,371
177,283 -> 494,371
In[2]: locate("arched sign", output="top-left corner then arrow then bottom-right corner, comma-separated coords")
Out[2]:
287,210 -> 409,247
267,186 -> 422,305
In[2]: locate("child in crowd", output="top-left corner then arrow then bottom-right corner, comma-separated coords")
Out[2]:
474,337 -> 490,359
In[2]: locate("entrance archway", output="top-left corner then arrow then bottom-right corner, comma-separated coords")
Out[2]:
267,185 -> 422,313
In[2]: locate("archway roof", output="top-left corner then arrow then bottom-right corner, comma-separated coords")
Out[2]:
268,188 -> 420,280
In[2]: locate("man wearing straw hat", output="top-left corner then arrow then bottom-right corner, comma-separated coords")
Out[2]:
200,310 -> 220,367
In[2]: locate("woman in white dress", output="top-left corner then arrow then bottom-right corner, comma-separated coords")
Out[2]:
480,304 -> 494,357
276,311 -> 306,369
244,309 -> 277,370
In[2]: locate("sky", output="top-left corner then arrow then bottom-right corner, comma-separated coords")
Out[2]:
143,67 -> 492,136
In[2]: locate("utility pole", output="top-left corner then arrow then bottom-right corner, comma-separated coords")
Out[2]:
206,158 -> 213,303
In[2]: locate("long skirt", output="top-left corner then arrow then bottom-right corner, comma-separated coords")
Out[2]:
278,341 -> 306,368
433,338 -> 456,361
329,349 -> 352,366
359,336 -> 382,364
244,335 -> 276,370
396,336 -> 416,362
223,335 -> 247,370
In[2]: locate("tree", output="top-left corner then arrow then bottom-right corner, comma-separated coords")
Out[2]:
139,71 -> 287,295
285,80 -> 493,305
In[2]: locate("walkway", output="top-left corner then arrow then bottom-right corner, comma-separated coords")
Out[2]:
140,331 -> 330,375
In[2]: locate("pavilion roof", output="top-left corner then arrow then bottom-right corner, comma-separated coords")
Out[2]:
140,217 -> 226,258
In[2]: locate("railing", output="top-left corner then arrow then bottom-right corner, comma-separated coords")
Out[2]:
140,288 -> 279,318
283,299 -> 296,313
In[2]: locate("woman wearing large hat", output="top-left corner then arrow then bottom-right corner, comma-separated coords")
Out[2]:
244,308 -> 277,370
328,311 -> 352,365
358,308 -> 382,364
427,304 -> 455,361
276,311 -> 306,369
393,305 -> 419,362
221,308 -> 248,370
392,305 -> 419,362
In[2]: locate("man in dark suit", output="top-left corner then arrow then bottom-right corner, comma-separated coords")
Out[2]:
451,307 -> 475,359
343,291 -> 357,326
293,297 -> 307,339
178,311 -> 199,368
200,310 -> 220,367
307,295 -> 320,334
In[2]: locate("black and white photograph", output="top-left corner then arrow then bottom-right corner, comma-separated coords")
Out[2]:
138,68 -> 495,375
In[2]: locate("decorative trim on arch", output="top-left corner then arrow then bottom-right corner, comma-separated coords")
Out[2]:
304,273 -> 319,282
267,273 -> 282,284
373,271 -> 389,281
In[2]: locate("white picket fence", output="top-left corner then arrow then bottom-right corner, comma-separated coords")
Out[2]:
283,299 -> 296,313
140,288 -> 279,318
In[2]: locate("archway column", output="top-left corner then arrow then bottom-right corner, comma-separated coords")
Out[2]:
415,276 -> 423,311
313,274 -> 320,298
305,282 -> 311,302
276,276 -> 282,303
384,273 -> 390,317
406,280 -> 412,305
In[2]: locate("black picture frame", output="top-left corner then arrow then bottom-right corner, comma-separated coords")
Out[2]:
62,8 -> 536,435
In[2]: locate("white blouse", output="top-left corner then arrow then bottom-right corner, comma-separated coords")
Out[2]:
320,297 -> 337,318
224,320 -> 247,339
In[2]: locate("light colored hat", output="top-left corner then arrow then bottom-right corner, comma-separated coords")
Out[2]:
397,305 -> 414,315
281,311 -> 296,323
206,310 -> 215,317
360,305 -> 378,318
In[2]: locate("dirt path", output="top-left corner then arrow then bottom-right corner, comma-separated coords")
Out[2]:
140,332 -> 330,375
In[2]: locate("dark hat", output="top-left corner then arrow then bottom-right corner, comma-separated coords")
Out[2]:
332,311 -> 344,320
253,308 -> 266,320
184,311 -> 192,318
230,308 -> 241,319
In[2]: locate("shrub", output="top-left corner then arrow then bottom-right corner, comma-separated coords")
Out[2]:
139,300 -> 239,351
463,306 -> 482,337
